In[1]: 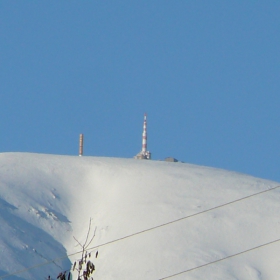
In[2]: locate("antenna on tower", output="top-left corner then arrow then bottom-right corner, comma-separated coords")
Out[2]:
134,113 -> 151,160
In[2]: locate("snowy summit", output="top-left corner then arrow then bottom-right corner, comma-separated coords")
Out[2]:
0,152 -> 279,280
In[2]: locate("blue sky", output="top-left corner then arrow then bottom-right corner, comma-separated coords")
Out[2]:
0,1 -> 280,181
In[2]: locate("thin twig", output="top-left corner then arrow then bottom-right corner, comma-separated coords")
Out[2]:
85,227 -> 97,249
73,236 -> 83,248
84,218 -> 93,246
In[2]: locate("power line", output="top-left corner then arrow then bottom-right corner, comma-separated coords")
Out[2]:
158,237 -> 280,279
0,185 -> 279,279
83,185 -> 280,251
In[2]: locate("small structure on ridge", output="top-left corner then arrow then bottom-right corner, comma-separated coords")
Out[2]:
164,157 -> 178,162
79,134 -> 84,156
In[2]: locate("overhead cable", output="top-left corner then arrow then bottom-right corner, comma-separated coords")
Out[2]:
158,237 -> 280,279
0,185 -> 279,279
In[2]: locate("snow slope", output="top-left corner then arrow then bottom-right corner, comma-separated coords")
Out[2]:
0,152 -> 279,280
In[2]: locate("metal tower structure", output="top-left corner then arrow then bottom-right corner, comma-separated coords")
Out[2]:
134,113 -> 151,160
79,134 -> 84,156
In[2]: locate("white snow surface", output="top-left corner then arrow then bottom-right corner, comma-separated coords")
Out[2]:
0,152 -> 279,280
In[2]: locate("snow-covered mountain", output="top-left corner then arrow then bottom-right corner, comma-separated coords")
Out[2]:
0,152 -> 279,280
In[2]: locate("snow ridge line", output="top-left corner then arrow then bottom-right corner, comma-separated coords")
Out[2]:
0,185 -> 279,280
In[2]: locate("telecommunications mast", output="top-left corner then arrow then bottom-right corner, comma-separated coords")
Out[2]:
79,134 -> 84,156
134,113 -> 151,160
